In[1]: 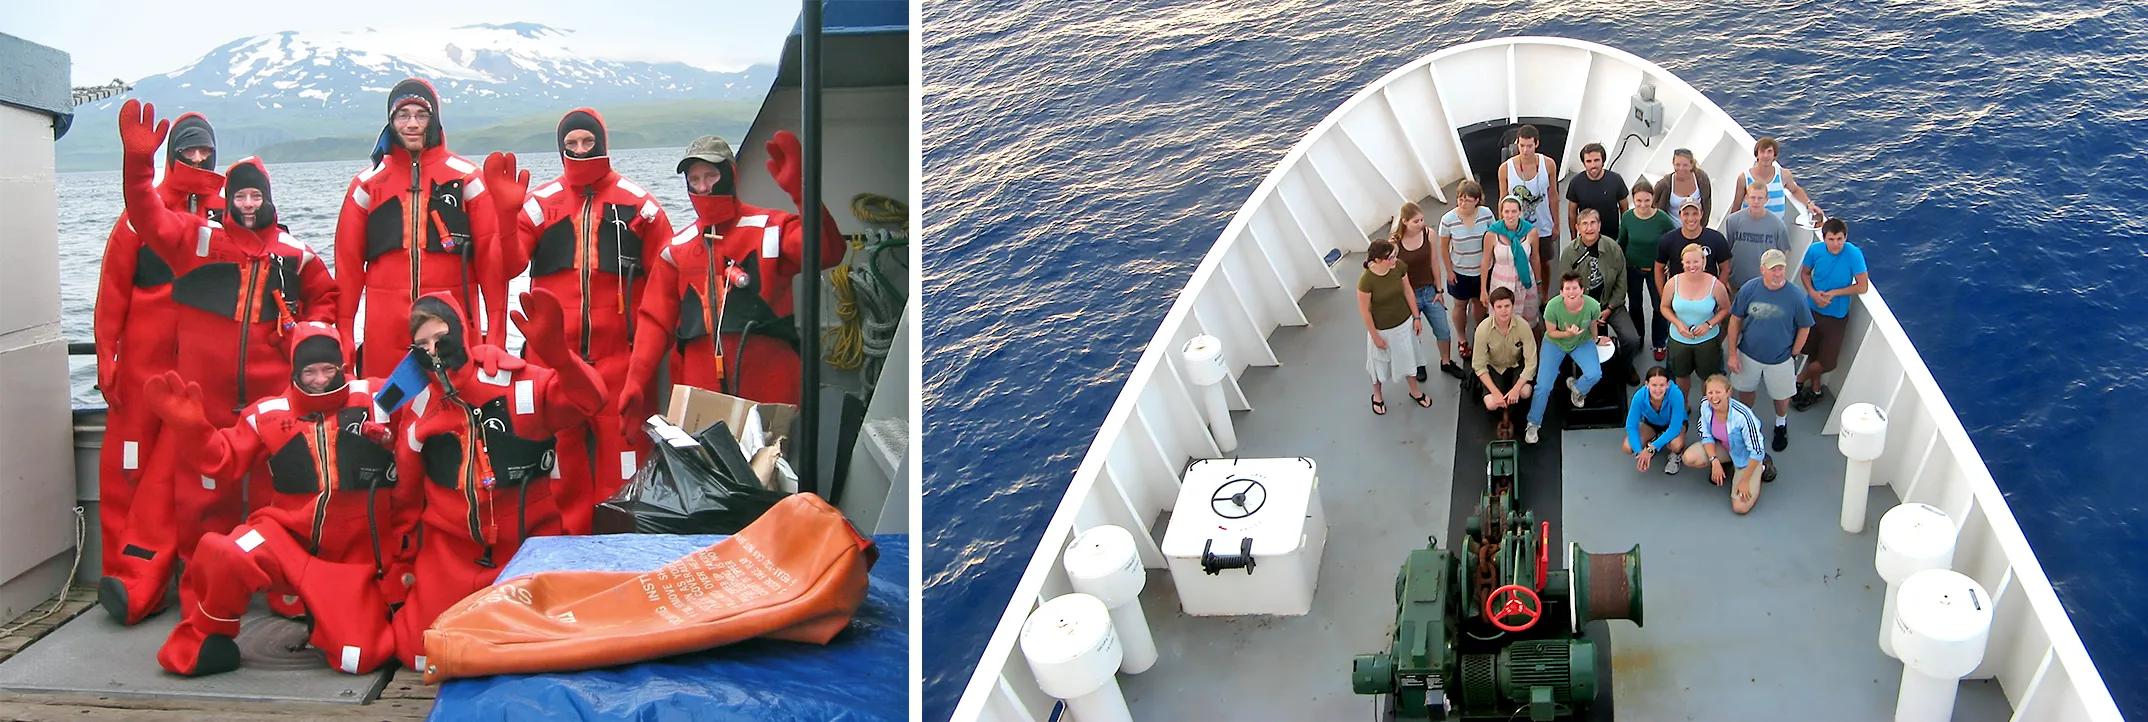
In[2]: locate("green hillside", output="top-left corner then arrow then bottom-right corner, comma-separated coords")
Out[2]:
256,99 -> 762,163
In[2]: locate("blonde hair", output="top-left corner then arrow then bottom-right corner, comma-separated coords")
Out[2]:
1681,243 -> 1707,259
1390,202 -> 1423,243
1705,373 -> 1733,391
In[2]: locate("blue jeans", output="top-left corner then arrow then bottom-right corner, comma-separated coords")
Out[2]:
1414,286 -> 1453,342
1529,336 -> 1602,426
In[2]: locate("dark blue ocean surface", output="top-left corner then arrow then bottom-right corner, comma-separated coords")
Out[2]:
922,1 -> 2148,718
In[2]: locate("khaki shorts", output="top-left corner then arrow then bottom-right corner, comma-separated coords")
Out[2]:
1731,350 -> 1796,399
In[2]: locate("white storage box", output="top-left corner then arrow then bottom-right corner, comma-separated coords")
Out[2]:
1161,457 -> 1326,616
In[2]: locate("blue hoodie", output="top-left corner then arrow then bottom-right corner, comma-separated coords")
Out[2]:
1626,384 -> 1687,453
1697,396 -> 1768,467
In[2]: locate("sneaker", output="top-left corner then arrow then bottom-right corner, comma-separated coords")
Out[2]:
1569,377 -> 1587,408
1524,423 -> 1541,444
1664,454 -> 1682,475
1416,365 -> 1429,383
1793,384 -> 1829,412
1761,456 -> 1778,483
1653,347 -> 1666,362
1441,361 -> 1467,380
1772,424 -> 1789,452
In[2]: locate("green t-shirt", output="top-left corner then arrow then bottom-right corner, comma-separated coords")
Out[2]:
1618,208 -> 1677,270
1358,262 -> 1413,330
1541,294 -> 1602,353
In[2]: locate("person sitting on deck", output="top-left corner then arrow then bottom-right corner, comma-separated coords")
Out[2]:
1554,209 -> 1637,384
1684,373 -> 1778,514
1625,366 -> 1688,474
1473,287 -> 1537,436
1795,217 -> 1868,411
1524,272 -> 1604,445
1725,248 -> 1813,453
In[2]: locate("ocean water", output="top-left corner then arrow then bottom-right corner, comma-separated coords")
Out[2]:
59,145 -> 698,405
922,1 -> 2148,719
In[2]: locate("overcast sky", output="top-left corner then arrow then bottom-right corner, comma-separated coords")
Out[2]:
9,1 -> 801,86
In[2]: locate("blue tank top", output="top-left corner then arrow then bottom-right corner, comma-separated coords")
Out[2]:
1670,277 -> 1720,344
1744,165 -> 1788,219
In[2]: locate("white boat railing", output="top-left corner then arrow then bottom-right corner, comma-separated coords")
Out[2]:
949,37 -> 2122,722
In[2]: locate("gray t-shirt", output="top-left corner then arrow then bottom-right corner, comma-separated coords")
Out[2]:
1722,209 -> 1789,291
1731,277 -> 1815,365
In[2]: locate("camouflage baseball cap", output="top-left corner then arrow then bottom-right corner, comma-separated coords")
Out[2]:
677,135 -> 735,174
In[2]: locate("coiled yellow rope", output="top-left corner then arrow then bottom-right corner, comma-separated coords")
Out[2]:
826,194 -> 909,378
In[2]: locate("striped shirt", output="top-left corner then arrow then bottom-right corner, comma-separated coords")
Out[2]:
1439,206 -> 1494,276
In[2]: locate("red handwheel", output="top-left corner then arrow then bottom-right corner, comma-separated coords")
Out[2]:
1485,583 -> 1542,632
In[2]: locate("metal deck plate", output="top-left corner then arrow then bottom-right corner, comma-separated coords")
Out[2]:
0,597 -> 394,705
1118,207 -> 2019,720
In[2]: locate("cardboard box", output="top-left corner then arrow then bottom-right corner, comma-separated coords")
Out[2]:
666,385 -> 798,489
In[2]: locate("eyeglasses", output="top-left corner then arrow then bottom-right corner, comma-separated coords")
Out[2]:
393,110 -> 432,123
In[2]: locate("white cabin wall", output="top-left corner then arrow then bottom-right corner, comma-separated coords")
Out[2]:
0,102 -> 78,622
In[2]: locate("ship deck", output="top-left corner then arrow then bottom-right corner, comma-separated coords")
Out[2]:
1117,195 -> 2013,720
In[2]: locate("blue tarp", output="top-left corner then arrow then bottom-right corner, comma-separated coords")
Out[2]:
431,533 -> 908,722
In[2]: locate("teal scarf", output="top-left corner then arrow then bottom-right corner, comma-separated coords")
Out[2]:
1488,219 -> 1536,288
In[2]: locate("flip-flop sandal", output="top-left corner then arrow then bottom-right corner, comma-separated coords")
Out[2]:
1371,395 -> 1388,415
1411,391 -> 1431,408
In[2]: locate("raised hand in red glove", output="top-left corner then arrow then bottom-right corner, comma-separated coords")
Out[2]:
140,370 -> 207,430
483,151 -> 529,225
117,99 -> 169,161
513,289 -> 606,419
765,130 -> 805,208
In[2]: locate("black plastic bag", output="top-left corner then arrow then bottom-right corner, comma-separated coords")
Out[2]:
593,420 -> 790,535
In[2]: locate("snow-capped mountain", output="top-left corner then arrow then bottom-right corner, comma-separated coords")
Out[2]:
63,23 -> 774,166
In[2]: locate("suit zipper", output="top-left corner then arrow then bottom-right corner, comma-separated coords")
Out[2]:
408,157 -> 423,307
234,259 -> 260,412
578,188 -> 596,359
461,406 -> 492,567
309,418 -> 334,555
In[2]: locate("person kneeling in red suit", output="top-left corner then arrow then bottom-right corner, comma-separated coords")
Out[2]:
141,322 -> 413,676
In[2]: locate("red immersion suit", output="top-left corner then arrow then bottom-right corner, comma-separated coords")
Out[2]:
92,111 -> 223,590
387,290 -> 604,671
334,77 -> 504,377
146,323 -> 414,677
492,108 -> 673,534
103,100 -> 337,625
619,130 -> 846,414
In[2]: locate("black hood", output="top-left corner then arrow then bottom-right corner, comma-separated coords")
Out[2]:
556,108 -> 607,160
411,293 -> 470,372
374,77 -> 445,163
223,158 -> 277,231
288,331 -> 348,396
167,114 -> 216,171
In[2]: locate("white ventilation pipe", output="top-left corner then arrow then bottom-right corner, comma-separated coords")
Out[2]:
1064,525 -> 1158,674
1180,335 -> 1237,452
1838,402 -> 1888,532
1890,569 -> 1992,722
1021,593 -> 1131,722
1875,503 -> 1956,658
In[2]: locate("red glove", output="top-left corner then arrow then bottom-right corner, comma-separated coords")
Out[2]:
98,357 -> 122,406
140,370 -> 207,430
117,99 -> 169,161
511,289 -> 569,370
615,385 -> 646,440
483,152 -> 529,225
765,130 -> 804,208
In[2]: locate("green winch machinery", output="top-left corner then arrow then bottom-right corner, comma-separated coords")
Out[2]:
1351,440 -> 1644,720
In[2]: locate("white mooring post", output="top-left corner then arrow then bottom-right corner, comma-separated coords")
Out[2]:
1875,503 -> 1957,659
1181,335 -> 1237,453
1022,593 -> 1133,722
1890,569 -> 1993,722
1838,402 -> 1889,533
1064,525 -> 1158,674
